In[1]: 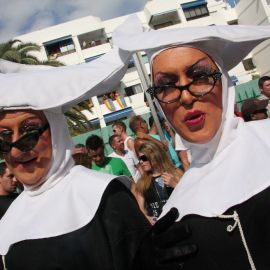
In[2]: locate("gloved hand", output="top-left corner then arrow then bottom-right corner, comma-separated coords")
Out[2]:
133,208 -> 197,270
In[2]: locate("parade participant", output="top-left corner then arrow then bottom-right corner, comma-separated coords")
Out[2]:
0,48 -> 195,270
114,16 -> 270,269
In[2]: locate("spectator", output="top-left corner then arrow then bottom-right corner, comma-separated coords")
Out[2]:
109,135 -> 140,182
129,115 -> 167,150
241,98 -> 268,121
258,76 -> 270,114
86,135 -> 132,177
0,162 -> 18,219
134,140 -> 183,224
72,143 -> 87,155
72,152 -> 92,168
148,116 -> 182,169
112,121 -> 142,181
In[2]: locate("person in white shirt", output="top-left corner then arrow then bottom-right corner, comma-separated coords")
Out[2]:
109,135 -> 141,182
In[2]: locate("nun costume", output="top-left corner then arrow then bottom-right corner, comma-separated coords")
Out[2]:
0,48 -> 195,270
113,16 -> 270,269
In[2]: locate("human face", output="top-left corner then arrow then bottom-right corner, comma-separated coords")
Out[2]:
112,125 -> 122,136
112,136 -> 124,152
0,110 -> 52,186
0,167 -> 17,194
138,153 -> 152,173
261,80 -> 270,98
152,47 -> 222,143
88,146 -> 105,166
251,110 -> 268,121
139,117 -> 149,133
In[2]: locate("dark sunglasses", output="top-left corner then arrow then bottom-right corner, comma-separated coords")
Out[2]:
0,123 -> 49,154
138,155 -> 148,162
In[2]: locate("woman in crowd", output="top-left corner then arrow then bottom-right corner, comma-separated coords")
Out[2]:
114,16 -> 270,269
0,50 -> 195,270
134,140 -> 183,223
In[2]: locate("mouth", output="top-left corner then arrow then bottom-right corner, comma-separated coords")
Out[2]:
184,110 -> 206,127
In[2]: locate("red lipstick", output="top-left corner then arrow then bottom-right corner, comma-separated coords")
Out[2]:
184,110 -> 206,127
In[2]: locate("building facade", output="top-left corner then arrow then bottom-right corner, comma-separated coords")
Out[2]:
14,0 -> 258,129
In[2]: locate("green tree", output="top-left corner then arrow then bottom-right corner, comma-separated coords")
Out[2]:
0,39 -> 64,66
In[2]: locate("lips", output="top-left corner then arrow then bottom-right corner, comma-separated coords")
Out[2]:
184,110 -> 206,127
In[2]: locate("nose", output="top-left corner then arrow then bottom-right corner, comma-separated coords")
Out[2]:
176,77 -> 197,106
180,89 -> 197,106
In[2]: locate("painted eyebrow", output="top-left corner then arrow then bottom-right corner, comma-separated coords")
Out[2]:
186,57 -> 209,72
153,72 -> 178,85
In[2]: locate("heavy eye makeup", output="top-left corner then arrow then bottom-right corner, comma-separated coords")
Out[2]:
20,119 -> 44,134
154,73 -> 178,87
186,58 -> 216,79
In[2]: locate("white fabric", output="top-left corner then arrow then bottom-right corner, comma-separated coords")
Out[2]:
113,15 -> 270,71
113,15 -> 270,221
0,111 -> 116,254
0,48 -> 131,112
174,134 -> 192,163
0,59 -> 55,73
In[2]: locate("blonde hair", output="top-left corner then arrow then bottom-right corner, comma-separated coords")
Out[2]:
135,140 -> 183,194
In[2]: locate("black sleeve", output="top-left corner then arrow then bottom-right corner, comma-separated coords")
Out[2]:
98,179 -> 151,270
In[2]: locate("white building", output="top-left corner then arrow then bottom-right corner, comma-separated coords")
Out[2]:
235,0 -> 270,76
14,0 -> 256,128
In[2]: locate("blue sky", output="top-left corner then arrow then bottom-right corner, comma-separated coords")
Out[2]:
0,0 -> 237,43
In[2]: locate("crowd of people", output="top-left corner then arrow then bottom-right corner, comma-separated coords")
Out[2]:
1,15 -> 270,270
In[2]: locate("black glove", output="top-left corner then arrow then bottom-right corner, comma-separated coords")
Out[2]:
133,208 -> 197,270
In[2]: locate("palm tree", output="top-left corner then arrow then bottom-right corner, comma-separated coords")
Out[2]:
0,39 -> 64,66
65,100 -> 94,136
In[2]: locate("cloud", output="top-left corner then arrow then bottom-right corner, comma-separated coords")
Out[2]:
0,0 -> 146,43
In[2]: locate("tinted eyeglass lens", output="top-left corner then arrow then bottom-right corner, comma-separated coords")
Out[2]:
156,87 -> 179,103
15,131 -> 40,152
139,155 -> 148,162
189,76 -> 215,94
0,123 -> 49,154
0,140 -> 12,153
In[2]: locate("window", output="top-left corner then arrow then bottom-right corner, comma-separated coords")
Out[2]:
85,54 -> 104,63
153,21 -> 174,30
242,58 -> 256,71
124,84 -> 143,96
44,36 -> 75,59
182,3 -> 209,21
78,29 -> 109,50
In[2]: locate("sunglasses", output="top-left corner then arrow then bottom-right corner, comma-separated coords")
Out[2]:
0,123 -> 49,154
138,155 -> 148,162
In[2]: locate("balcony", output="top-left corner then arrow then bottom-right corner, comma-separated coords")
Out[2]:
78,28 -> 109,50
44,36 -> 75,60
144,0 -> 181,29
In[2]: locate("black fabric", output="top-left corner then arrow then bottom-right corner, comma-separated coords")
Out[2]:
5,180 -> 150,270
0,193 -> 18,219
173,185 -> 270,270
144,176 -> 173,218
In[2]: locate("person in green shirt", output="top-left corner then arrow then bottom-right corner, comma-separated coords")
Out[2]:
86,135 -> 132,177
